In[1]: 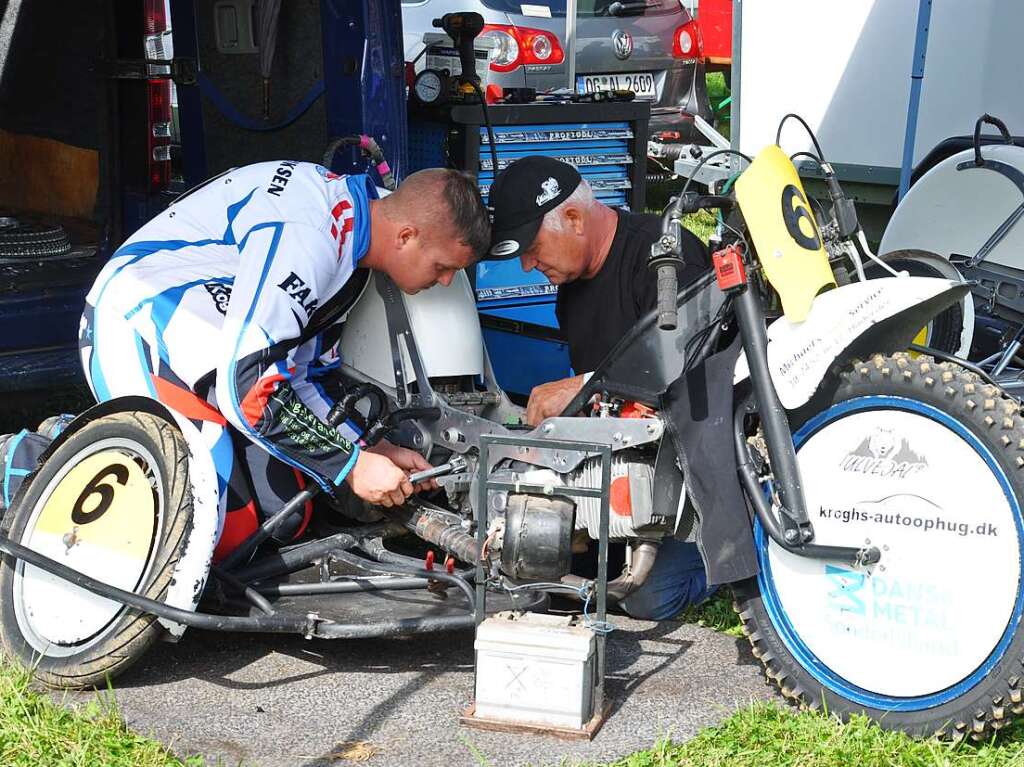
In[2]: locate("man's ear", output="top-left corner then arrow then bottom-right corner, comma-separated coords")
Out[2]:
564,206 -> 586,235
397,224 -> 418,249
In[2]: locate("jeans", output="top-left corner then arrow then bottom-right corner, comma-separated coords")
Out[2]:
619,537 -> 718,620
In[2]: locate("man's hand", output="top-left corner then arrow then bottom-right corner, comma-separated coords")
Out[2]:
526,374 -> 586,426
345,451 -> 413,507
368,440 -> 439,492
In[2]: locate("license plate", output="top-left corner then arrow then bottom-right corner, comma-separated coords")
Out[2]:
576,72 -> 657,100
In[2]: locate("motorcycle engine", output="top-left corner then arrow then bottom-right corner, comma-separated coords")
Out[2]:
563,450 -> 672,539
492,450 -> 676,581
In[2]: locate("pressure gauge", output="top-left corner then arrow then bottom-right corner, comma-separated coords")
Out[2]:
413,69 -> 448,105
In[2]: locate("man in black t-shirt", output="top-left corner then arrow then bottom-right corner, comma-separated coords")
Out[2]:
486,156 -> 714,621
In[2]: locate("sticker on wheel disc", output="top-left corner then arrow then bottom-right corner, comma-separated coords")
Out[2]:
764,407 -> 1022,699
16,446 -> 160,650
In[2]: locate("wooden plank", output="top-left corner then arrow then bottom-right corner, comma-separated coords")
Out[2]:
0,130 -> 98,218
459,703 -> 610,742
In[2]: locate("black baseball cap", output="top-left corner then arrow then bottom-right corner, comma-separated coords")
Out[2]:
487,156 -> 582,260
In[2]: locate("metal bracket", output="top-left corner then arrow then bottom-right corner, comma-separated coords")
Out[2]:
475,434 -> 613,724
376,274 -> 435,407
99,57 -> 198,86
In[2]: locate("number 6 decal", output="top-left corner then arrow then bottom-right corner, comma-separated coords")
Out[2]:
71,463 -> 130,525
781,184 -> 822,251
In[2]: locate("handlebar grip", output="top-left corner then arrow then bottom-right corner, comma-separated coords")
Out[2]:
656,264 -> 679,331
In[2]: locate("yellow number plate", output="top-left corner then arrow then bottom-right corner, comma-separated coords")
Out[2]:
735,145 -> 836,321
34,451 -> 156,560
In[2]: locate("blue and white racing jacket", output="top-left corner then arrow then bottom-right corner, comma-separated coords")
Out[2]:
80,161 -> 378,490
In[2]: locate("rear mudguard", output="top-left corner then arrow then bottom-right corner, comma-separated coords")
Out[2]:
29,396 -> 220,638
734,276 -> 971,410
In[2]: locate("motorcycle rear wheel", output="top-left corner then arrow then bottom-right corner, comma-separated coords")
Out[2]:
734,352 -> 1024,739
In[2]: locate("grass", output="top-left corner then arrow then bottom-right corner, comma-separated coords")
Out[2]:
0,660 -> 203,767
677,587 -> 743,638
573,702 -> 1024,767
706,71 -> 730,139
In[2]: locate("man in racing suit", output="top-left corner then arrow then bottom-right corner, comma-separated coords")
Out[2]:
79,162 -> 490,561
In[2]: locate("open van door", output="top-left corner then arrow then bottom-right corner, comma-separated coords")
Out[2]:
0,0 -> 117,392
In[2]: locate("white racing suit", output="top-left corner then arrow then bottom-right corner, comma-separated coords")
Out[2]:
79,161 -> 375,560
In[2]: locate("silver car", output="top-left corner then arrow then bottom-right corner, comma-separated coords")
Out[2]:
402,0 -> 713,141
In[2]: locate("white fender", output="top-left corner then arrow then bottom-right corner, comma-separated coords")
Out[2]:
339,270 -> 484,387
877,144 -> 1024,356
881,143 -> 1024,273
158,411 -> 220,637
734,277 -> 963,410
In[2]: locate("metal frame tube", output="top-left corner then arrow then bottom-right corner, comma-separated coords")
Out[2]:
733,285 -> 809,540
0,536 -> 312,633
220,486 -> 321,572
0,536 -> 480,639
230,525 -> 387,584
258,569 -> 477,609
732,405 -> 879,566
257,577 -> 434,596
211,565 -> 275,615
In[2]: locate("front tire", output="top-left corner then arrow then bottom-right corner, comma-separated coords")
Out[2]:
0,411 -> 193,688
735,353 -> 1024,739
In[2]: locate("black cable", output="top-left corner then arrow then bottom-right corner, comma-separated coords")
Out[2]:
776,113 -> 825,162
467,80 -> 501,185
790,151 -> 825,170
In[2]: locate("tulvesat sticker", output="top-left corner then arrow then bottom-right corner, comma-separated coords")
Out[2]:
490,240 -> 520,257
521,4 -> 552,17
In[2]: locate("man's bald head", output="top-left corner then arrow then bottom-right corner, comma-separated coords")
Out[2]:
380,168 -> 490,261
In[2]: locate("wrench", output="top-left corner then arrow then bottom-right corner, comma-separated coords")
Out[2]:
408,455 -> 468,486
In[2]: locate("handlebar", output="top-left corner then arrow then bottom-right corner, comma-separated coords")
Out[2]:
656,264 -> 679,331
673,192 -> 735,216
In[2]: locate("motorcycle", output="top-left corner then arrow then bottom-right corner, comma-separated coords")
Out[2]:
1,123 -> 1021,741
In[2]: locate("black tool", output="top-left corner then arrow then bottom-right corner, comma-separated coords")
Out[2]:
432,12 -> 485,88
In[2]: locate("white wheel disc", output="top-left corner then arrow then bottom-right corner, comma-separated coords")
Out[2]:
13,438 -> 163,656
763,403 -> 1022,699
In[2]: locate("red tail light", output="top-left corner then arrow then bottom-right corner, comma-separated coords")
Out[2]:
144,0 -> 167,35
672,20 -> 704,60
144,0 -> 173,192
148,79 -> 173,189
481,24 -> 564,72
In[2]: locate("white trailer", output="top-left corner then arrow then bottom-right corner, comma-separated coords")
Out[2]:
735,0 -> 1024,182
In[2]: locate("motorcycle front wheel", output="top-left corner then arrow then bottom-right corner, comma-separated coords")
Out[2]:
734,352 -> 1024,739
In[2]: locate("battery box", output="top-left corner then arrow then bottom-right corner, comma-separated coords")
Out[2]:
473,611 -> 596,730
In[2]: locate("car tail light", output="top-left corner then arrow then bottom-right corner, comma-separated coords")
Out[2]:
672,20 -> 704,60
144,0 -> 175,192
148,80 -> 173,189
143,0 -> 167,35
481,24 -> 564,72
